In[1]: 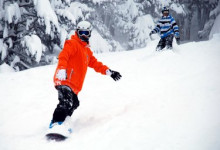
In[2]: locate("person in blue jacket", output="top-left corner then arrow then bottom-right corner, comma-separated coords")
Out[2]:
150,7 -> 180,51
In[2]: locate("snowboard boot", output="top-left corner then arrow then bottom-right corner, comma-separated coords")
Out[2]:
47,116 -> 73,137
49,121 -> 63,129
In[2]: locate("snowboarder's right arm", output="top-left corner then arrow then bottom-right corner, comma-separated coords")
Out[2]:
56,40 -> 75,81
150,23 -> 160,36
171,17 -> 180,44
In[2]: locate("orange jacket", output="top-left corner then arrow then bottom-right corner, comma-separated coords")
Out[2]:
54,33 -> 109,94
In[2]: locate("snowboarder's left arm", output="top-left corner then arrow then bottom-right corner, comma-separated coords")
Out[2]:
88,50 -> 122,81
88,50 -> 109,75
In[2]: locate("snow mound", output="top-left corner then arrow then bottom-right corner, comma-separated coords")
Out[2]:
0,63 -> 15,73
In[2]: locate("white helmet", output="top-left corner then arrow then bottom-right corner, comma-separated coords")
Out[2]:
76,21 -> 92,42
77,21 -> 92,31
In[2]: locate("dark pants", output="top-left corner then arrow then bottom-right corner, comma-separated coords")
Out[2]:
156,34 -> 174,51
51,85 -> 79,123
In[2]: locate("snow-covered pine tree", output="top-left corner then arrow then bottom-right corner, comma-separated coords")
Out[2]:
88,0 -> 123,52
0,0 -> 61,71
113,0 -> 143,49
92,0 -> 150,50
0,0 -> 110,71
53,0 -> 95,40
198,0 -> 220,39
1,0 -> 220,72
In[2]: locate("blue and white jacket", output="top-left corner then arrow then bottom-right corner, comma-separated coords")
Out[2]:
153,15 -> 179,39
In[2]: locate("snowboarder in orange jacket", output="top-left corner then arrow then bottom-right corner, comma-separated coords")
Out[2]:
49,21 -> 122,132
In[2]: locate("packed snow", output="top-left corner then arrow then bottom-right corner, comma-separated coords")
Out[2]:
0,35 -> 220,150
0,63 -> 15,73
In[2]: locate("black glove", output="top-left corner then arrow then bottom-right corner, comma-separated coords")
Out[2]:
149,30 -> 154,36
176,37 -> 180,45
175,33 -> 180,45
109,69 -> 122,81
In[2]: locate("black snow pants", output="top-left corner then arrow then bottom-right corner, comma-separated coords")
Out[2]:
156,34 -> 174,51
51,85 -> 79,123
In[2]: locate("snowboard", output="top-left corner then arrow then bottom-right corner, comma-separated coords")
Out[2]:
46,133 -> 67,141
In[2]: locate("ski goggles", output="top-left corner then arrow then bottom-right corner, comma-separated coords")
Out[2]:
162,10 -> 169,14
77,30 -> 91,36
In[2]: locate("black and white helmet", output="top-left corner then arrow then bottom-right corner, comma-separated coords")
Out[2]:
162,7 -> 169,14
76,21 -> 92,42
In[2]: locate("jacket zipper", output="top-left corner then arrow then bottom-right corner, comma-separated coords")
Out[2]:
69,69 -> 74,80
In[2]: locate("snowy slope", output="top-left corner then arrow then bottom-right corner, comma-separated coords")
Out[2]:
0,35 -> 220,150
